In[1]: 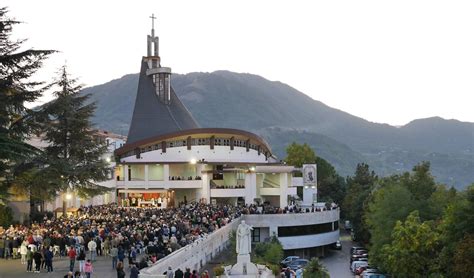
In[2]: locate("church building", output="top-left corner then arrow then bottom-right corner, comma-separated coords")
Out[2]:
114,16 -> 339,257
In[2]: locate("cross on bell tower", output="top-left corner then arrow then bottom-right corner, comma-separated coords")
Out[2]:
147,13 -> 159,58
145,14 -> 172,105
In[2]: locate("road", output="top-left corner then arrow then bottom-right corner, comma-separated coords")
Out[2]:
320,232 -> 355,278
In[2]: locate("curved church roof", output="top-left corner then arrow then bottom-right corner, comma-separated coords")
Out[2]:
126,60 -> 199,144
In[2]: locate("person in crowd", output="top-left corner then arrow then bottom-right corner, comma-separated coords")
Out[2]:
33,248 -> 42,273
40,246 -> 47,270
117,246 -> 125,264
166,266 -> 174,278
74,271 -> 82,278
44,247 -> 54,272
88,238 -> 97,262
26,247 -> 33,272
200,270 -> 210,278
20,240 -> 28,264
110,245 -> 118,269
128,246 -> 137,267
130,263 -> 140,278
64,271 -> 74,278
96,237 -> 102,257
78,248 -> 86,273
174,268 -> 184,278
184,268 -> 191,278
84,259 -> 93,278
68,245 -> 77,272
0,236 -> 5,258
4,237 -> 11,259
295,266 -> 303,278
116,262 -> 126,278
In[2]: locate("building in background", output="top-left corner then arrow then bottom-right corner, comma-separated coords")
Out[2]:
7,130 -> 126,222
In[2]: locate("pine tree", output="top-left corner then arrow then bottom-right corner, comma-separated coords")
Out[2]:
0,7 -> 54,203
39,66 -> 110,197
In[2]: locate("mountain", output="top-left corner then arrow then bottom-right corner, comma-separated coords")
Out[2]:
82,71 -> 474,189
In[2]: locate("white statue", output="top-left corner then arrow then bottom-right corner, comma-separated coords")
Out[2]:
236,220 -> 253,255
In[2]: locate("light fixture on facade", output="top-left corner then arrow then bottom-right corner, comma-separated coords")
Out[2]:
249,167 -> 256,172
190,158 -> 197,164
304,186 -> 309,189
106,157 -> 111,163
311,186 -> 316,189
66,193 -> 72,200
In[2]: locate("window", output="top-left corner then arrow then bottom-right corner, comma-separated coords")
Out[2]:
278,222 -> 334,237
252,228 -> 260,243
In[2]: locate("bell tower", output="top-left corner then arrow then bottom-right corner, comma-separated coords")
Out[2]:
145,14 -> 172,105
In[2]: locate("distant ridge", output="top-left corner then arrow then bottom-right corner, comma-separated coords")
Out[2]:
81,71 -> 474,189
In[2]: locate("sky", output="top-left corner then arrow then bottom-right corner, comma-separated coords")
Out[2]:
4,0 -> 474,126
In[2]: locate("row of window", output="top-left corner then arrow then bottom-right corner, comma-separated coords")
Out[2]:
278,221 -> 339,237
121,137 -> 264,158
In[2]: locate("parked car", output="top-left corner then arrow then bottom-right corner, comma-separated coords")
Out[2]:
351,246 -> 368,254
351,260 -> 369,273
351,253 -> 369,263
357,267 -> 379,275
287,259 -> 309,271
280,256 -> 300,267
353,249 -> 368,255
362,273 -> 386,278
360,268 -> 380,275
344,220 -> 352,231
349,257 -> 368,268
332,240 -> 342,250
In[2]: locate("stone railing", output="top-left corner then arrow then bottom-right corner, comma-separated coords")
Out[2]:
139,219 -> 240,278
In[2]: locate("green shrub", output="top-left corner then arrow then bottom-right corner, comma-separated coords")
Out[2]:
213,265 -> 224,276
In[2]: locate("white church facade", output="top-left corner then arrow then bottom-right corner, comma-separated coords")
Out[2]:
114,16 -> 339,258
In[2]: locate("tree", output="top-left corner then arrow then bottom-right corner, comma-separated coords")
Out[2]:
452,234 -> 474,277
0,204 -> 13,227
381,211 -> 441,277
438,184 -> 474,277
39,66 -> 109,198
284,142 -> 316,168
342,163 -> 377,243
284,142 -> 346,204
407,161 -> 436,201
315,156 -> 346,205
0,7 -> 54,203
304,258 -> 330,278
253,237 -> 284,265
365,178 -> 415,262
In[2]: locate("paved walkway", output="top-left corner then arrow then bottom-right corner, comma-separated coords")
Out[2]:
0,255 -> 137,278
320,232 -> 355,278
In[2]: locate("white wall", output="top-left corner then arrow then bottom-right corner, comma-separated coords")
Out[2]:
121,145 -> 268,164
139,219 -> 240,278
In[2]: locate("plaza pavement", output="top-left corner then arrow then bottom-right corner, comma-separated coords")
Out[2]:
0,254 -> 138,278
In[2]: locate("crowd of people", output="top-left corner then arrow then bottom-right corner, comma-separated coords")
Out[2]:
0,202 -> 243,277
0,201 -> 337,277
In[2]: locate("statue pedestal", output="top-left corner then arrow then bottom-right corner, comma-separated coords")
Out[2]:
225,254 -> 274,278
230,254 -> 259,276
